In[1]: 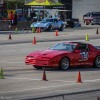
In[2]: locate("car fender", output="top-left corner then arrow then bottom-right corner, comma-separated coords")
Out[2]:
51,54 -> 71,65
30,22 -> 37,27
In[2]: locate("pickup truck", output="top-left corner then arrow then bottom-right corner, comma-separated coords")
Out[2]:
83,12 -> 100,25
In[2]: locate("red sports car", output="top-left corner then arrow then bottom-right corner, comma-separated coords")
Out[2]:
25,42 -> 100,70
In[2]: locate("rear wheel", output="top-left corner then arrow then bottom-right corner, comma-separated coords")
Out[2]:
93,56 -> 100,68
59,57 -> 70,70
90,21 -> 94,25
48,25 -> 52,31
33,66 -> 42,69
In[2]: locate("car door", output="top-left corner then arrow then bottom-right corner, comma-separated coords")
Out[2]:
74,44 -> 93,66
52,19 -> 58,29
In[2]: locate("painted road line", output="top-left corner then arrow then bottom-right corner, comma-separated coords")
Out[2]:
5,77 -> 41,81
0,57 -> 24,61
4,70 -> 36,74
0,77 -> 100,94
0,39 -> 100,47
5,77 -> 75,82
0,83 -> 77,94
0,61 -> 24,63
5,77 -> 100,83
83,79 -> 100,82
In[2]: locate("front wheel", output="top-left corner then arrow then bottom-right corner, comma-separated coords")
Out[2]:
59,57 -> 70,70
93,56 -> 100,68
48,25 -> 52,31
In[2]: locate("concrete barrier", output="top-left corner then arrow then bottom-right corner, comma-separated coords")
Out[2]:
17,21 -> 32,30
0,21 -> 32,31
0,21 -> 10,31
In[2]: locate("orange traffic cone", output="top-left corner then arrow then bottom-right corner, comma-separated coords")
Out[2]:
8,33 -> 12,40
96,28 -> 99,34
76,71 -> 82,83
39,27 -> 41,33
42,70 -> 47,81
37,28 -> 39,33
32,37 -> 36,44
55,30 -> 58,36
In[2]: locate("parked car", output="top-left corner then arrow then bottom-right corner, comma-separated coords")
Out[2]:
30,18 -> 65,31
65,19 -> 75,28
83,12 -> 100,25
25,42 -> 100,70
83,12 -> 91,20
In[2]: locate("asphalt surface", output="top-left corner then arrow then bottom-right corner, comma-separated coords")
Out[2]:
0,23 -> 100,45
0,23 -> 100,100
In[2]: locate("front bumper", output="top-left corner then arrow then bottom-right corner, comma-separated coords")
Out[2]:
25,58 -> 49,66
25,57 -> 59,67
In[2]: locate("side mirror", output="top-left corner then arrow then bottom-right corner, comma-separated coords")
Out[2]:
75,50 -> 81,53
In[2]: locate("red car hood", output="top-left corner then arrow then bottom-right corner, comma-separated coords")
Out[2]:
27,50 -> 71,59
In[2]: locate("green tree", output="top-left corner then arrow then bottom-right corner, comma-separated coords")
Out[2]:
4,0 -> 25,9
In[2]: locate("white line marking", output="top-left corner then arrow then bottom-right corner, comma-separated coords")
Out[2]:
0,77 -> 100,94
0,61 -> 24,63
5,77 -> 75,82
5,77 -> 100,83
0,83 -> 77,94
5,77 -> 41,81
83,79 -> 100,82
0,39 -> 100,47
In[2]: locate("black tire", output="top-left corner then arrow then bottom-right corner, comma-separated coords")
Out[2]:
48,25 -> 52,31
59,57 -> 70,70
71,26 -> 74,28
90,21 -> 94,25
33,66 -> 42,69
93,56 -> 100,68
59,24 -> 64,31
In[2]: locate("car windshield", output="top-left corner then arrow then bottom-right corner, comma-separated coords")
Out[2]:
49,43 -> 77,52
41,19 -> 53,22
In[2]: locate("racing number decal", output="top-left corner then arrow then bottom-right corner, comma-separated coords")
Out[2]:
79,52 -> 88,61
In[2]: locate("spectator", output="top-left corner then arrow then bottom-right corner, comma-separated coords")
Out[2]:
30,10 -> 36,21
14,12 -> 17,29
10,11 -> 14,30
61,12 -> 66,22
47,13 -> 52,18
41,11 -> 44,20
59,15 -> 62,20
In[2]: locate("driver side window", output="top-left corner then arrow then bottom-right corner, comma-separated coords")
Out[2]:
54,19 -> 58,23
76,44 -> 90,52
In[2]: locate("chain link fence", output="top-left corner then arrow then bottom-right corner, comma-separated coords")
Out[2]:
24,89 -> 100,100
